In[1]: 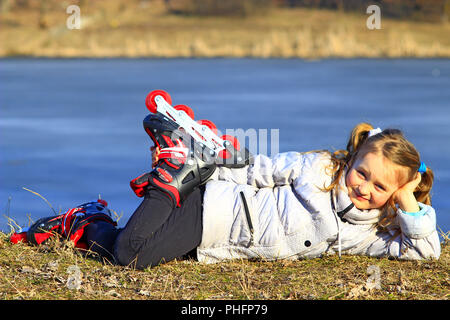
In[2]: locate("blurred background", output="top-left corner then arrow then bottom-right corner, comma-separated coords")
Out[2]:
0,0 -> 449,57
0,0 -> 449,236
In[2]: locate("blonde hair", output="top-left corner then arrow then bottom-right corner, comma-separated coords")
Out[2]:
324,122 -> 434,228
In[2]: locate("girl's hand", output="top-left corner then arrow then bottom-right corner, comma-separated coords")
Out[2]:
393,172 -> 421,213
151,146 -> 160,168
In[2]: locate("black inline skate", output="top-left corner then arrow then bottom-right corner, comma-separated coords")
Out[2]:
130,90 -> 252,207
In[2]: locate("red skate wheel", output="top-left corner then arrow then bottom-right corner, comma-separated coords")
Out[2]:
174,104 -> 195,120
197,119 -> 218,135
145,90 -> 172,113
218,135 -> 240,159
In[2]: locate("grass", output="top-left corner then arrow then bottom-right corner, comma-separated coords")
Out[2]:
0,0 -> 449,58
0,189 -> 449,300
0,230 -> 448,300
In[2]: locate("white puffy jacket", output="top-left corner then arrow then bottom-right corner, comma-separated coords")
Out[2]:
196,151 -> 441,263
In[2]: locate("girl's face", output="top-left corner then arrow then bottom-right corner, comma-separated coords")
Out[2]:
345,152 -> 406,210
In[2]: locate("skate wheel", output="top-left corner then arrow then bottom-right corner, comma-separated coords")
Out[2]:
145,90 -> 172,113
197,119 -> 218,135
174,104 -> 195,120
218,135 -> 240,159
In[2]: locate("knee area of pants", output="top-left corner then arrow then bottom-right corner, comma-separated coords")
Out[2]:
113,234 -> 143,266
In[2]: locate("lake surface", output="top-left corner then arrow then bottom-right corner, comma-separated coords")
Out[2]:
0,58 -> 449,235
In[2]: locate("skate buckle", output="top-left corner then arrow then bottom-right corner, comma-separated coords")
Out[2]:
156,167 -> 173,183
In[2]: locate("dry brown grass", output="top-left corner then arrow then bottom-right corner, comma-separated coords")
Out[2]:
0,0 -> 449,58
0,230 -> 448,300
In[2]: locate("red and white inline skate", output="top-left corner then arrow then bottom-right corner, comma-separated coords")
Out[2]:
130,90 -> 252,207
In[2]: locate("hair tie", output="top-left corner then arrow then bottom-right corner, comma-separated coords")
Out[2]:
418,161 -> 427,174
368,127 -> 382,137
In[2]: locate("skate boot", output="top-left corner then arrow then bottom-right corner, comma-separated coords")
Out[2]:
131,111 -> 217,207
10,199 -> 117,249
130,89 -> 253,207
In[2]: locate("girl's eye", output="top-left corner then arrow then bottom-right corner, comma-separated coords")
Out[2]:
375,184 -> 385,191
357,170 -> 366,178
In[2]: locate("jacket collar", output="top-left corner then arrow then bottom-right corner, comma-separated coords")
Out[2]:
333,169 -> 381,225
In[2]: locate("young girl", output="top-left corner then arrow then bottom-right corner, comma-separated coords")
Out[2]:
16,122 -> 441,268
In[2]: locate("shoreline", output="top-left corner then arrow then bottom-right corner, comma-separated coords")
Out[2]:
1,56 -> 449,60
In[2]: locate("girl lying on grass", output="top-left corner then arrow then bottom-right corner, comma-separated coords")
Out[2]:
12,122 -> 440,269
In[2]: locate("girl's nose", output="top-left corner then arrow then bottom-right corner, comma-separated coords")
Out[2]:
358,182 -> 370,195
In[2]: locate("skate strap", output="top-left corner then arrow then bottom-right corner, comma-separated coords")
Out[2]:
130,172 -> 151,197
62,207 -> 85,237
158,147 -> 189,161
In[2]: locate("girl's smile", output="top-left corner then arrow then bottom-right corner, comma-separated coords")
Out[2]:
354,189 -> 369,202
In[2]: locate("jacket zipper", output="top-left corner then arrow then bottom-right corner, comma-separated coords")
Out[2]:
239,191 -> 254,247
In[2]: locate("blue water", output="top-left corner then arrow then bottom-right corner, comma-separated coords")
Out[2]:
0,58 -> 449,234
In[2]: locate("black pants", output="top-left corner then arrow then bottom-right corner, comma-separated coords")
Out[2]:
83,187 -> 204,269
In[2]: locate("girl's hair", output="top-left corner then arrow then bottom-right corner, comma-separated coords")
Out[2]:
325,122 -> 434,229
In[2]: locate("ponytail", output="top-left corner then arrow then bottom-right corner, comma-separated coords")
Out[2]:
414,167 -> 434,205
323,122 -> 375,192
346,122 -> 374,156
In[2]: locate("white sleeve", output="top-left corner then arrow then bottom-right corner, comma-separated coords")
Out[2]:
353,203 -> 441,260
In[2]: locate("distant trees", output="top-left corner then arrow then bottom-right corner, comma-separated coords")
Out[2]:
165,0 -> 273,17
165,0 -> 448,21
275,0 -> 449,22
